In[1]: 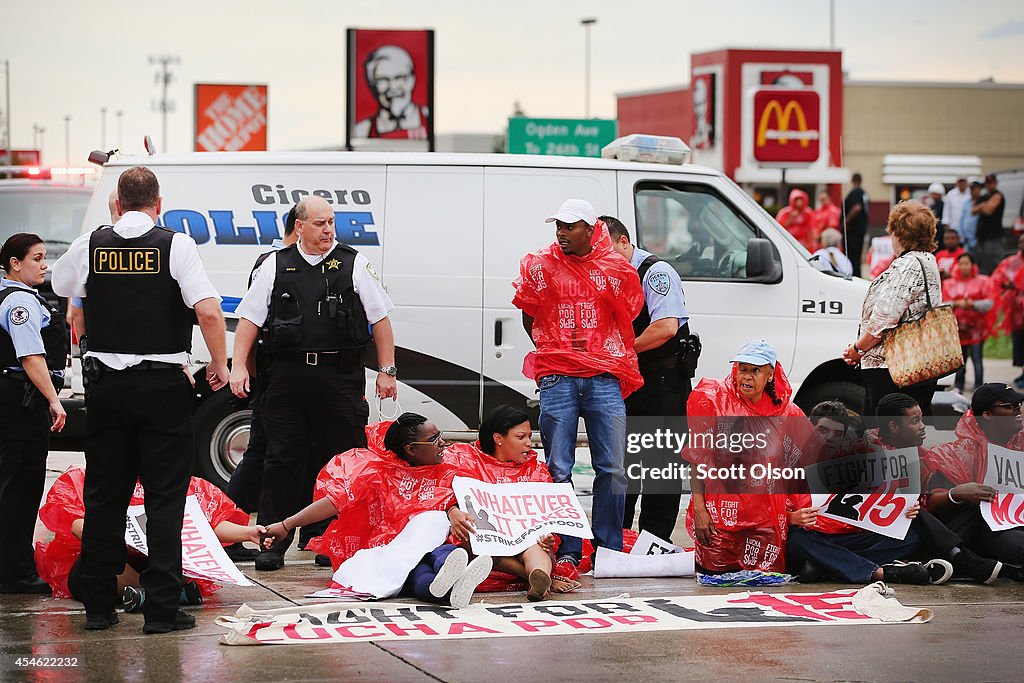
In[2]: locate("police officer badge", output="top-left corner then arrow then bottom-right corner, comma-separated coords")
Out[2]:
649,271 -> 671,296
9,305 -> 30,325
326,258 -> 342,271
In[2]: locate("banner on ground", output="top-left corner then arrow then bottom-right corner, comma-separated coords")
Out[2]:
981,445 -> 1024,531
452,477 -> 592,556
805,446 -> 920,540
216,586 -> 931,645
125,496 -> 253,587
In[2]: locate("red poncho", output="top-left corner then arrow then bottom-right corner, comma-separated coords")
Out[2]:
776,189 -> 817,252
512,219 -> 644,398
682,362 -> 811,573
936,246 -> 966,279
309,421 -> 461,569
922,412 -> 1024,501
445,442 -> 553,485
942,267 -> 995,346
992,253 -> 1024,333
34,466 -> 248,599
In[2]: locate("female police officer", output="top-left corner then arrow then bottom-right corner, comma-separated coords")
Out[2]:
0,233 -> 67,594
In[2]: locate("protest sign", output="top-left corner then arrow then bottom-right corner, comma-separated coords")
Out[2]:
125,496 -> 253,587
217,586 -> 931,646
630,530 -> 688,556
452,478 -> 592,556
805,447 -> 920,540
594,545 -> 694,578
981,444 -> 1024,531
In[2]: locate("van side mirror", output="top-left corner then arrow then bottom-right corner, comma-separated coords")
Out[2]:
746,238 -> 781,282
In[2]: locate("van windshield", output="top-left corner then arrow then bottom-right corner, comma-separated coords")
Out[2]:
0,186 -> 91,247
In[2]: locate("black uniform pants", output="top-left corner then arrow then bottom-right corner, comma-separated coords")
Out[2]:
623,366 -> 690,543
861,368 -> 936,418
78,368 -> 193,622
226,376 -> 267,514
0,375 -> 51,583
258,359 -> 368,555
934,502 -> 1024,566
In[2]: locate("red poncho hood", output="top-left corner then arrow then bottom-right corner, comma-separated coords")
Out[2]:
923,411 -> 1024,492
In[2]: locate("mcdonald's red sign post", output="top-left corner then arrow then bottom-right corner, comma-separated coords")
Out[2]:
753,89 -> 820,164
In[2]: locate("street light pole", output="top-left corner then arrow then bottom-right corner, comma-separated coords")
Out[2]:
101,107 -> 107,149
63,115 -> 70,167
580,18 -> 596,119
3,60 -> 11,173
150,54 -> 179,153
116,110 -> 123,148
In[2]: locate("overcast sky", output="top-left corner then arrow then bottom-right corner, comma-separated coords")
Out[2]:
4,0 -> 1023,164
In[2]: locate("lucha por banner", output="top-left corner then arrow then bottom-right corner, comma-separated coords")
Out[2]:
806,447 -> 921,540
216,587 -> 931,646
346,28 -> 434,150
125,496 -> 253,587
981,445 -> 1024,531
194,84 -> 268,152
451,477 -> 593,556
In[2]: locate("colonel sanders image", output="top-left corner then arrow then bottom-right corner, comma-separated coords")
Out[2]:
691,75 -> 714,150
354,45 -> 430,140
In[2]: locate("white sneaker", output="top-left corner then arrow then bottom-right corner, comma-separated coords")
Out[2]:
924,558 -> 954,585
449,555 -> 493,609
428,548 -> 468,598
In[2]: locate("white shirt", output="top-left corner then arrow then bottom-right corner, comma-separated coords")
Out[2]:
943,187 -> 972,229
51,211 -> 220,369
235,242 -> 393,327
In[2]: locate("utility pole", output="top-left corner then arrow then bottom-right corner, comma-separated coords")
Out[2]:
101,107 -> 107,149
63,115 -> 70,167
829,0 -> 836,49
580,18 -> 596,119
3,60 -> 11,174
150,54 -> 179,152
116,110 -> 123,148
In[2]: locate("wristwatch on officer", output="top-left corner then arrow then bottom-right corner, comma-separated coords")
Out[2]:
378,366 -> 398,377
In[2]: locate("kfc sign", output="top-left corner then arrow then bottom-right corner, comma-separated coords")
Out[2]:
752,90 -> 820,164
194,84 -> 268,152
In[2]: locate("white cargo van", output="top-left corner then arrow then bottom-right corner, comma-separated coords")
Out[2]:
71,137 -> 869,487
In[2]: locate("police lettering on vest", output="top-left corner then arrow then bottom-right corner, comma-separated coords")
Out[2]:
266,243 -> 371,354
0,287 -> 68,371
84,226 -> 193,354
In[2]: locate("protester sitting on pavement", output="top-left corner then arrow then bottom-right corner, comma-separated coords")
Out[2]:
922,384 -> 1024,580
683,340 -> 816,583
843,201 -> 942,416
787,401 -> 951,585
35,465 -> 267,609
943,253 -> 995,393
446,405 -> 557,599
261,414 -> 493,609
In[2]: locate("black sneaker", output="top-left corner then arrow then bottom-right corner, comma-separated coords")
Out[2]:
85,611 -> 119,630
225,543 -> 260,561
143,609 -> 196,634
953,548 -> 1002,584
1001,564 -> 1024,581
798,559 -> 827,584
180,580 -> 203,606
314,554 -> 332,567
880,561 -> 930,585
122,586 -> 145,613
924,559 -> 954,585
255,551 -> 285,571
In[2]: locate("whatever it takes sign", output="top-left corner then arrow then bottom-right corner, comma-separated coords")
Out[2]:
752,89 -> 820,164
194,84 -> 268,152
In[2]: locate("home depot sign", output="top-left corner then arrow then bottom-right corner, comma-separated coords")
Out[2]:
194,84 -> 268,152
752,89 -> 820,164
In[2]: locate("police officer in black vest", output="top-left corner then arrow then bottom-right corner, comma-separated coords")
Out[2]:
606,216 -> 697,543
0,233 -> 67,594
230,196 -> 397,571
52,166 -> 229,633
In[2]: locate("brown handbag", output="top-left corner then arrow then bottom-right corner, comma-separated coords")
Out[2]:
882,256 -> 964,387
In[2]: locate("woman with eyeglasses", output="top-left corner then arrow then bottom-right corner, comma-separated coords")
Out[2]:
261,413 -> 493,608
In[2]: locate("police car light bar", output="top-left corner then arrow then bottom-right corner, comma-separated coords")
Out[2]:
601,134 -> 691,165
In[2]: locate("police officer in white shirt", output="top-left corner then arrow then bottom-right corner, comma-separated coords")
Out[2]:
51,166 -> 229,634
230,195 -> 397,571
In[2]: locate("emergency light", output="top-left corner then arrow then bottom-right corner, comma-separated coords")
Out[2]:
601,134 -> 691,165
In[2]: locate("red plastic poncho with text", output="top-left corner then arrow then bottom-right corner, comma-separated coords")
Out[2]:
682,362 -> 811,573
34,466 -> 248,599
922,412 -> 1024,501
992,253 -> 1024,333
512,219 -> 644,398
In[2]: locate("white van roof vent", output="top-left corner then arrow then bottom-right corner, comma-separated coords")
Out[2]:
601,134 -> 691,165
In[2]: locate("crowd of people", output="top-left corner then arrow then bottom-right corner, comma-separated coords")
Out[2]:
1,168 -> 1022,637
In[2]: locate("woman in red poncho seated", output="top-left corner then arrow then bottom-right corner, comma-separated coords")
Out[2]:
35,465 -> 265,610
447,405 -> 558,599
262,413 -> 495,609
683,340 -> 816,583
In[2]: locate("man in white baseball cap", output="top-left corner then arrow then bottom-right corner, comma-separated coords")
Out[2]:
545,199 -> 598,227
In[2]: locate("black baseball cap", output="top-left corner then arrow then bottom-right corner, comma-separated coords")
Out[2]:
971,383 -> 1024,414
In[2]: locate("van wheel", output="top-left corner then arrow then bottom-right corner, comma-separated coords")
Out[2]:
796,381 -> 865,416
193,389 -> 251,490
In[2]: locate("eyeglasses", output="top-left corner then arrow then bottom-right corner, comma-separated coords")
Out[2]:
408,432 -> 446,448
991,402 -> 1022,412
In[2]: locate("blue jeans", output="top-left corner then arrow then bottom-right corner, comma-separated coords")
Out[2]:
955,343 -> 984,390
787,526 -> 920,583
402,544 -> 457,605
538,374 -> 627,562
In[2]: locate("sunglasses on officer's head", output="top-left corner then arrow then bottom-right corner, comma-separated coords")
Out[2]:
408,432 -> 446,447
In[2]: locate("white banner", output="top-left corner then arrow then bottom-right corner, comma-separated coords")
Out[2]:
452,478 -> 592,556
216,586 -> 931,646
981,444 -> 1024,531
594,546 -> 694,578
125,496 -> 253,587
805,447 -> 920,540
630,530 -> 688,556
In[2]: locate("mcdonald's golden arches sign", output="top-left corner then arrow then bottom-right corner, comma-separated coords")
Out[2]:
752,89 -> 820,164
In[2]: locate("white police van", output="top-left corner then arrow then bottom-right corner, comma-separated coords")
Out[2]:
72,135 -> 870,488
